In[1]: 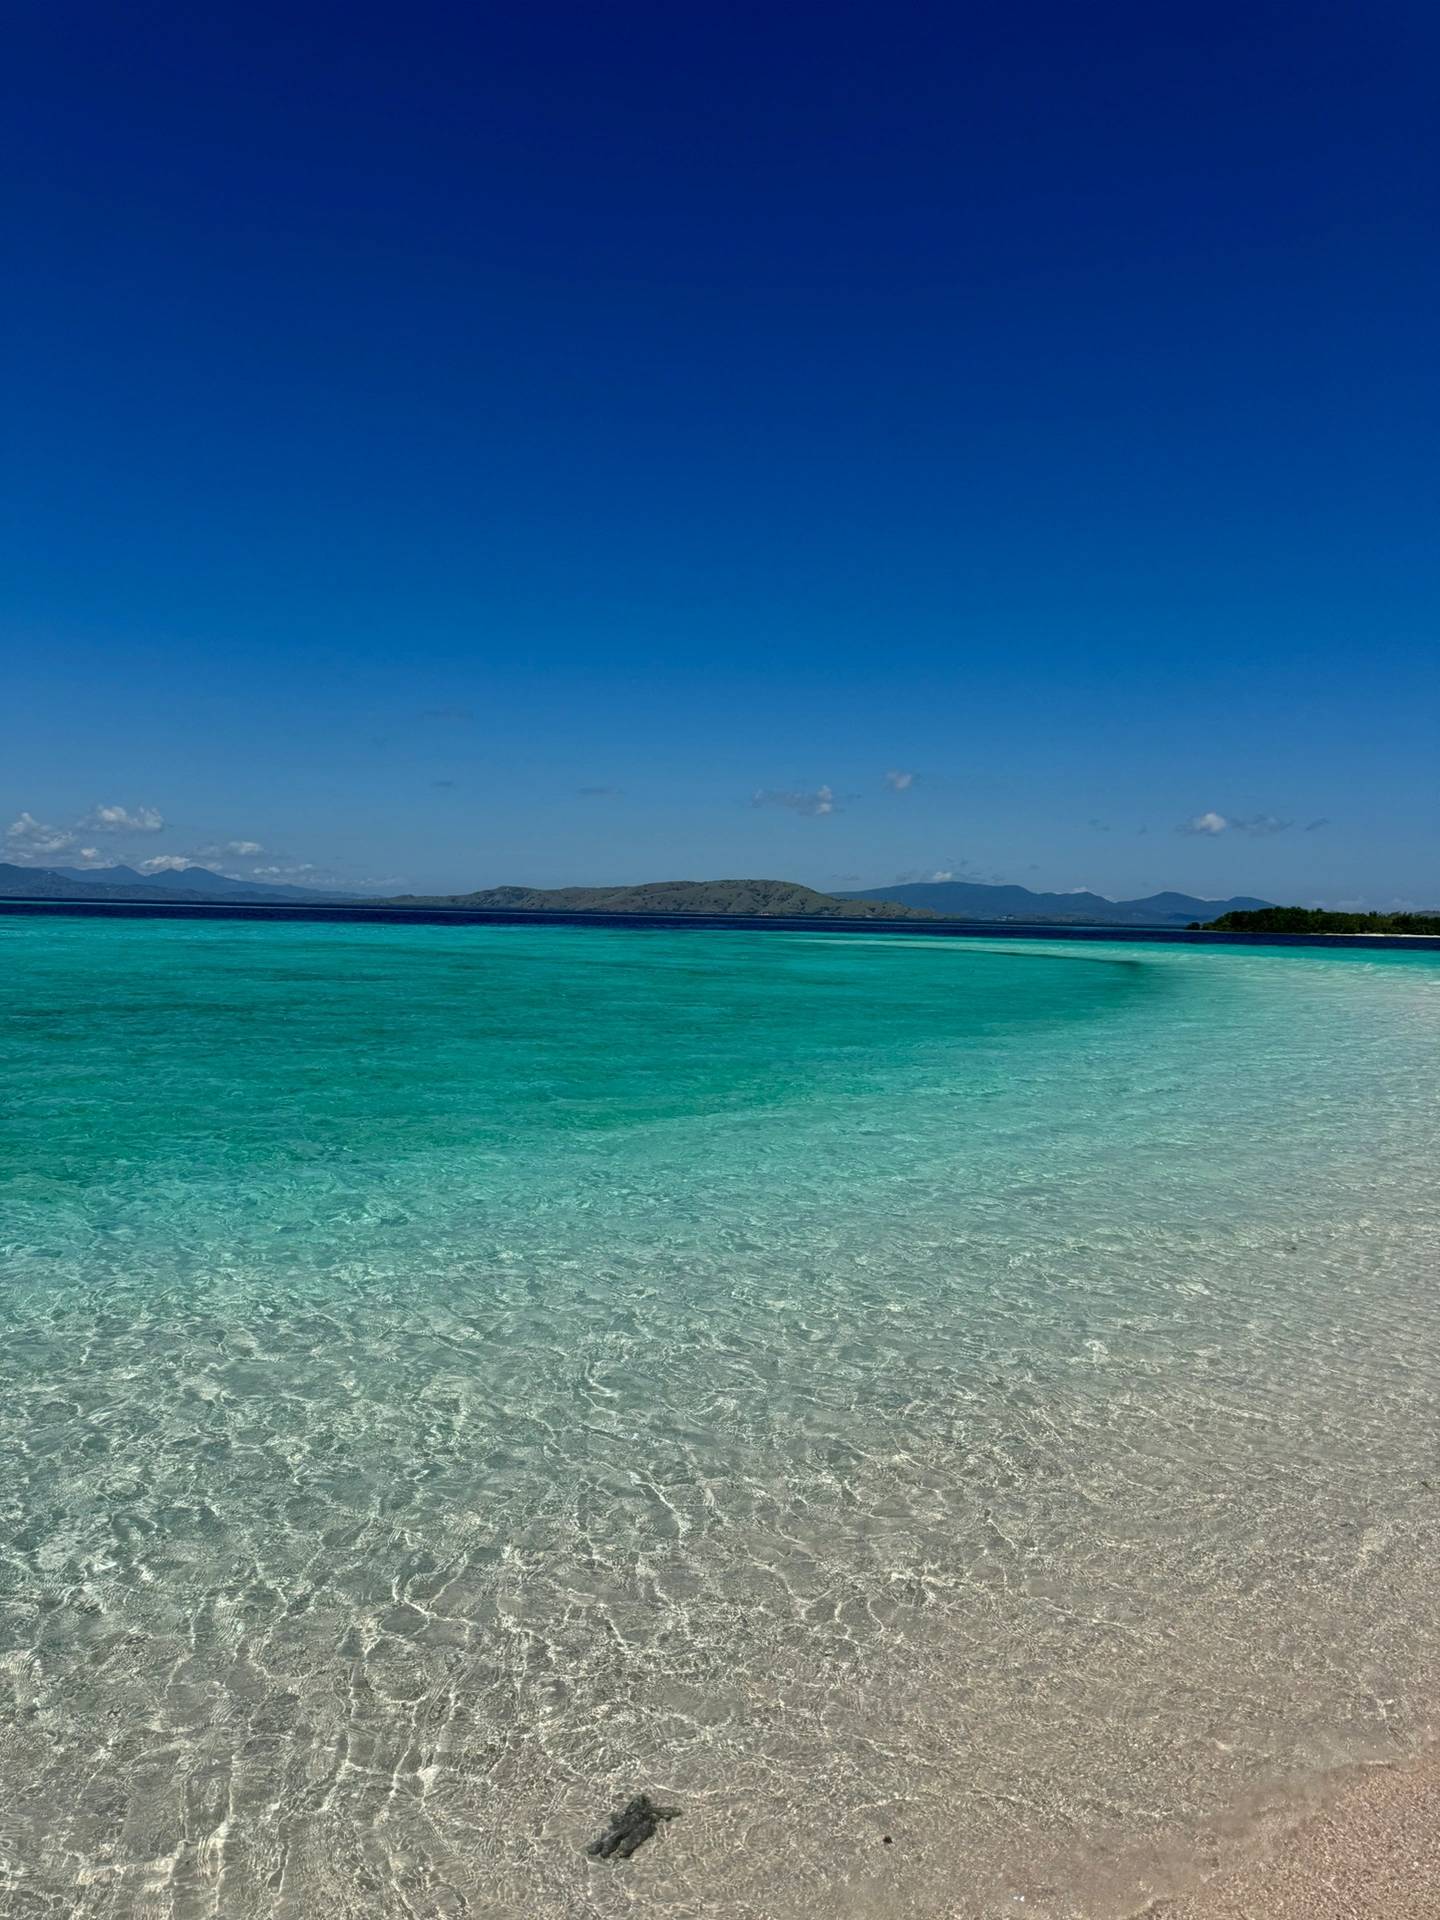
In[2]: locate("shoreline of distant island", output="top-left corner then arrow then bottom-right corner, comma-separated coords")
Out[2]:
0,865 -> 1274,927
3,866 -> 1438,940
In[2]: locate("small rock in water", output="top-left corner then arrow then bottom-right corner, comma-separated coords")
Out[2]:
586,1794 -> 681,1860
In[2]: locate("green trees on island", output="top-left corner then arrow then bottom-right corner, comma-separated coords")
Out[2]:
1194,907 -> 1440,935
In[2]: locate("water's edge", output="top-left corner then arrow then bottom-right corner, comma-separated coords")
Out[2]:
3,920 -> 1438,1916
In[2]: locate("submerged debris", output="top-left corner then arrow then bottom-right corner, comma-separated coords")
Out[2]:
586,1794 -> 681,1860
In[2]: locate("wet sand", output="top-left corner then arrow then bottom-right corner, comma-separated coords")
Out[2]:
1148,1748 -> 1440,1918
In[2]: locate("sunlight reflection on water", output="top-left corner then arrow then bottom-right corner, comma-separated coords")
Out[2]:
2,921 -> 1438,1917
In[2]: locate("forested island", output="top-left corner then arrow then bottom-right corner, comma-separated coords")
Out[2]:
1199,907 -> 1440,935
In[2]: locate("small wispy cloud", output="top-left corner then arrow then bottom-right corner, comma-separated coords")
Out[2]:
1305,818 -> 1329,832
138,855 -> 202,874
5,802 -> 167,863
1177,811 -> 1291,837
752,785 -> 835,816
127,836 -> 268,876
5,812 -> 75,858
884,770 -> 916,792
80,803 -> 164,834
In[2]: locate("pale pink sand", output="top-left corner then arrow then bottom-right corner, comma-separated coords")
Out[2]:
1148,1751 -> 1440,1919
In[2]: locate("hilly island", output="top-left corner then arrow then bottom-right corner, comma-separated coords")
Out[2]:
382,879 -> 934,917
0,866 -> 1280,927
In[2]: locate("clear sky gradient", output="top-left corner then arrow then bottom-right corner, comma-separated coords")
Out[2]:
3,1 -> 1437,903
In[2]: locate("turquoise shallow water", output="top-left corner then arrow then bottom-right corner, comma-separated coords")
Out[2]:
2,919 -> 1439,1918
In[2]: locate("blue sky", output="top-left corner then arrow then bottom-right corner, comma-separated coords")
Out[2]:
3,0 -> 1437,904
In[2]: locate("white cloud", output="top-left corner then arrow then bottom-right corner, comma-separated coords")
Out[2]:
252,863 -> 317,877
1304,818 -> 1329,832
1177,810 -> 1291,838
138,855 -> 202,874
752,784 -> 835,816
884,770 -> 915,791
4,802 -> 173,863
225,840 -> 263,855
79,804 -> 164,835
5,812 -> 76,859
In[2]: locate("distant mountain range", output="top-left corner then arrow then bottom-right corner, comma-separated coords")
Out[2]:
0,864 -> 364,905
2,865 -> 1273,926
836,881 -> 1273,925
385,879 -> 933,918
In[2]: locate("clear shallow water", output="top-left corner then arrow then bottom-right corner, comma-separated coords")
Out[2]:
1,919 -> 1438,1918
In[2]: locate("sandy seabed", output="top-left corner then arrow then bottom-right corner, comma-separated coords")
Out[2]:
7,925 -> 1440,1917
1147,1746 -> 1440,1919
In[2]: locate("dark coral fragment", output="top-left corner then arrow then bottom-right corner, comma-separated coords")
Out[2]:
585,1794 -> 681,1860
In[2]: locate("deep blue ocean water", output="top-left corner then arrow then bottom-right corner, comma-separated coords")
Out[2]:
2,919 -> 1438,1916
